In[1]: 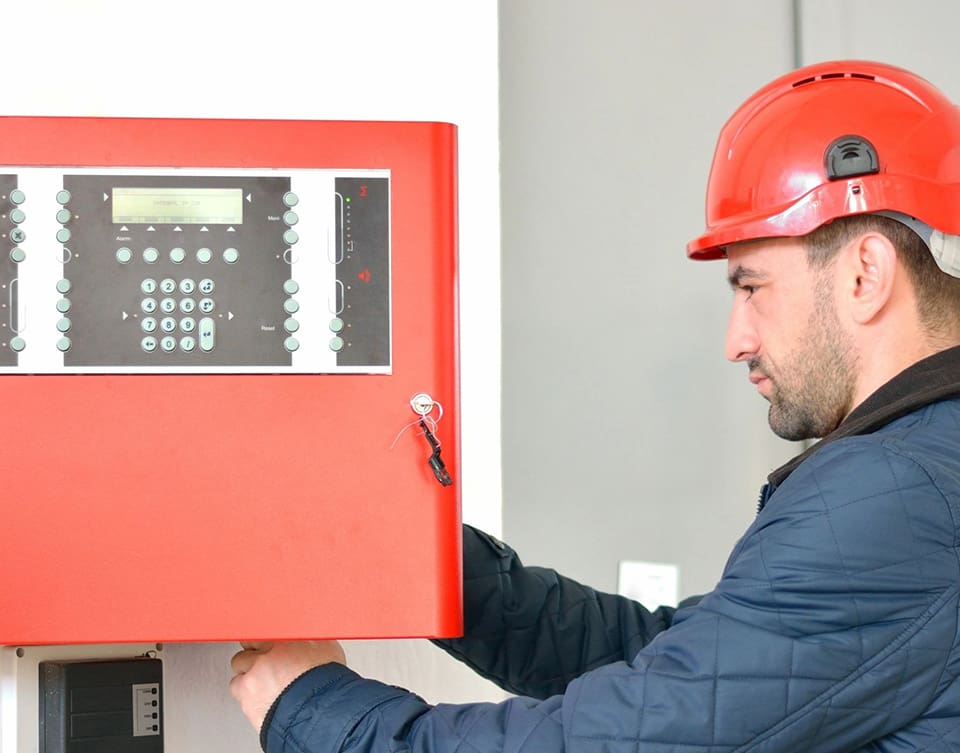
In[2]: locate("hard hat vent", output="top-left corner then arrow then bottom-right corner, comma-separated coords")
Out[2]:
791,71 -> 876,88
824,135 -> 880,180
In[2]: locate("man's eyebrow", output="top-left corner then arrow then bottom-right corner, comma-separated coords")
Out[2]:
727,265 -> 765,289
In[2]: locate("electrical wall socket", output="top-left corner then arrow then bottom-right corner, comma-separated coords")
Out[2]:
617,560 -> 679,611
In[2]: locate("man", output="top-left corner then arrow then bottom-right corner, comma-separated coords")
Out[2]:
230,60 -> 960,752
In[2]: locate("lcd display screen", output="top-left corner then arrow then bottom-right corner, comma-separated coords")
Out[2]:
112,187 -> 243,225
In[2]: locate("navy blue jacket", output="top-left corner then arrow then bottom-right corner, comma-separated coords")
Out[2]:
261,347 -> 960,752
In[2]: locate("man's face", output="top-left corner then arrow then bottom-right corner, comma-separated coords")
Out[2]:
725,238 -> 858,441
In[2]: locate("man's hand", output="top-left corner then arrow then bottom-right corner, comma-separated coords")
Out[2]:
229,640 -> 347,733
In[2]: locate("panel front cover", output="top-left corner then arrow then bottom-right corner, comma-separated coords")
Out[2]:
0,117 -> 461,644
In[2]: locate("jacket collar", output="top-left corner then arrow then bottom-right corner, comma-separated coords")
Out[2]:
767,344 -> 960,489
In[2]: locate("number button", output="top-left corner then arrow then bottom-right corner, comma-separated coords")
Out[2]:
160,278 -> 177,294
141,278 -> 158,295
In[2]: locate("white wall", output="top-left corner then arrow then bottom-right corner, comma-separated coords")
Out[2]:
3,0 -> 503,534
0,2 -> 504,752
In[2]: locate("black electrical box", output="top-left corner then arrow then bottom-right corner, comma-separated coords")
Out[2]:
39,657 -> 163,753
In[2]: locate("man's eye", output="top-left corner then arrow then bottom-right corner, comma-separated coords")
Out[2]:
741,285 -> 756,299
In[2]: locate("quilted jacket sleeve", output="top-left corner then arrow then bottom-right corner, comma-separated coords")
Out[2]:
431,524 -> 689,698
260,436 -> 960,753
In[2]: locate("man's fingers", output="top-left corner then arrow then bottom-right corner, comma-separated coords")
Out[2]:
239,640 -> 273,652
231,649 -> 257,674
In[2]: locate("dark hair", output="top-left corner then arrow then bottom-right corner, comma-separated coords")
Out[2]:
803,214 -> 960,336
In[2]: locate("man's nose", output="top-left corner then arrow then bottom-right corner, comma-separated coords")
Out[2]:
725,299 -> 759,363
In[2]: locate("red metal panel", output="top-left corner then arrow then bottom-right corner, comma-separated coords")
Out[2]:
0,117 -> 461,644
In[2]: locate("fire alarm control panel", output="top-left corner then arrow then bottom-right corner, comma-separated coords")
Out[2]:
0,117 -> 461,646
3,169 -> 390,373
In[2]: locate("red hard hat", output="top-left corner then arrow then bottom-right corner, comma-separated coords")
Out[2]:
687,60 -> 960,260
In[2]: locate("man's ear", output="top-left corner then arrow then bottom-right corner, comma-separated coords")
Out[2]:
840,231 -> 898,325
